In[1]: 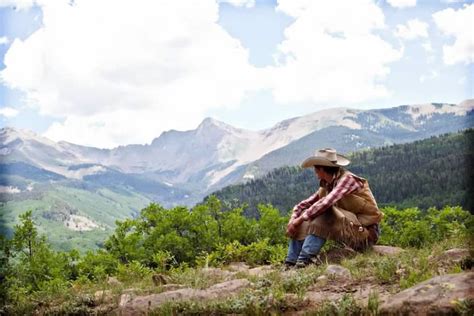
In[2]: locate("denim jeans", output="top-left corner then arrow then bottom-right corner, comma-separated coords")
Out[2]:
286,234 -> 326,263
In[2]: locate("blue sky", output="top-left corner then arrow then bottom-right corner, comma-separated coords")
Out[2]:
0,0 -> 472,148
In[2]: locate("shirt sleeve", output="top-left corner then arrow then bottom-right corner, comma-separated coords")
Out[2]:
291,190 -> 320,219
301,175 -> 364,221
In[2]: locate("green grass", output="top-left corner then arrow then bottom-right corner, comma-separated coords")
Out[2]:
0,185 -> 151,252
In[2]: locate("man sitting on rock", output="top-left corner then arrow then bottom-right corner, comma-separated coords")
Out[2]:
285,148 -> 383,268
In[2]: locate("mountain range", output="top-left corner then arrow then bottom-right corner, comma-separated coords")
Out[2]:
0,100 -> 473,250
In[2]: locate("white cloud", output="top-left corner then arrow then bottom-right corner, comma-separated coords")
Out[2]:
433,4 -> 474,65
1,0 -> 259,148
419,70 -> 438,83
386,0 -> 417,8
394,19 -> 429,40
0,36 -> 9,45
0,106 -> 19,118
218,0 -> 255,8
0,0 -> 37,10
270,0 -> 401,104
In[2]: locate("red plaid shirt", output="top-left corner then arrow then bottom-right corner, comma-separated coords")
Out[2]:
291,174 -> 364,221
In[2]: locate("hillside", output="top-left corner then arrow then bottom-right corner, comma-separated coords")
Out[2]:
1,200 -> 472,315
206,129 -> 474,216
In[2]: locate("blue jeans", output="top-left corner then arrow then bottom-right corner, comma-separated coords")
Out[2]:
286,234 -> 326,263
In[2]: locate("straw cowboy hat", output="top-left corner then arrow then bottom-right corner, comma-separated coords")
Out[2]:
301,148 -> 350,168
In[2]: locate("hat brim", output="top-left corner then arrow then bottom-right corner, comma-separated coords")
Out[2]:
301,155 -> 350,168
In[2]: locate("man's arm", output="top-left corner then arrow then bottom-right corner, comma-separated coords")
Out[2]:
290,191 -> 320,220
300,175 -> 364,221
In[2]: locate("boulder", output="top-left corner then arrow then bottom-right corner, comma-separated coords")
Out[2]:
107,276 -> 122,287
319,247 -> 357,264
228,262 -> 250,272
201,267 -> 236,279
435,248 -> 470,264
94,290 -> 113,304
120,278 -> 250,315
247,265 -> 274,277
379,272 -> 474,315
325,264 -> 352,280
372,245 -> 404,256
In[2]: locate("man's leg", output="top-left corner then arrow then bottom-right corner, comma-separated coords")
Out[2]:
285,239 -> 304,265
296,234 -> 326,267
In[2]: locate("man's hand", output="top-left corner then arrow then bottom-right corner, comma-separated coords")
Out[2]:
286,216 -> 304,238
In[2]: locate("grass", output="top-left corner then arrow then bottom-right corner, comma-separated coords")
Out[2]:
3,234 -> 471,315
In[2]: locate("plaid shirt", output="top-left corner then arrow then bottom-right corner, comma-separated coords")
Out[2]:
291,174 -> 364,221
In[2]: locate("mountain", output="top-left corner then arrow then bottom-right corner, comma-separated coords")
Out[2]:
0,100 -> 473,250
205,129 -> 474,217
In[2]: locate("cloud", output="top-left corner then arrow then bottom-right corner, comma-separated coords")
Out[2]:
386,0 -> 417,8
0,0 -> 37,10
270,0 -> 401,104
0,106 -> 19,118
419,70 -> 438,83
1,0 -> 259,148
433,4 -> 474,65
0,36 -> 9,45
218,0 -> 255,8
394,19 -> 429,40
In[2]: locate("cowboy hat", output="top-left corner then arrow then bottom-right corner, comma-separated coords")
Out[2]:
301,148 -> 350,168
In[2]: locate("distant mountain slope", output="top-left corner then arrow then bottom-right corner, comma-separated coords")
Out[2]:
1,101 -> 472,200
226,101 -> 474,184
206,129 -> 473,216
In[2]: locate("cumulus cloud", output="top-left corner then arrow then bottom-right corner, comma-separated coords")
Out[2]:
419,70 -> 439,83
0,36 -> 9,45
433,4 -> 474,65
386,0 -> 417,9
0,106 -> 19,118
270,0 -> 401,104
1,0 -> 259,147
394,19 -> 429,40
218,0 -> 255,8
0,0 -> 36,10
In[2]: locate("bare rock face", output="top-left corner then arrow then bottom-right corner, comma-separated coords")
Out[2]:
120,278 -> 250,315
379,272 -> 474,315
372,245 -> 404,256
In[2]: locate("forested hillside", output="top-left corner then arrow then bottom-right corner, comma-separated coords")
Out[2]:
206,129 -> 473,216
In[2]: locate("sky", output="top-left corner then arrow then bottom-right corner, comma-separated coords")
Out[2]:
0,0 -> 472,148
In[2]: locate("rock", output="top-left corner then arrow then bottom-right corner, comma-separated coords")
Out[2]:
152,273 -> 171,286
316,275 -> 328,282
201,267 -> 236,279
94,290 -> 113,304
120,278 -> 250,315
107,276 -> 122,287
247,265 -> 274,277
325,264 -> 352,280
319,247 -> 357,264
379,272 -> 474,315
437,248 -> 470,264
228,262 -> 250,272
372,245 -> 404,256
161,284 -> 187,291
119,293 -> 132,307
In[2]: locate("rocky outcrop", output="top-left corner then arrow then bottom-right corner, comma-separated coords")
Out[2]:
372,245 -> 404,256
120,278 -> 250,315
379,272 -> 474,315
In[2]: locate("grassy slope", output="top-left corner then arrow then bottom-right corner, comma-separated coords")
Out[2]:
1,185 -> 151,252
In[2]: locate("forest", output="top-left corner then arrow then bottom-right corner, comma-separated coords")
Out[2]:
208,129 -> 473,217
